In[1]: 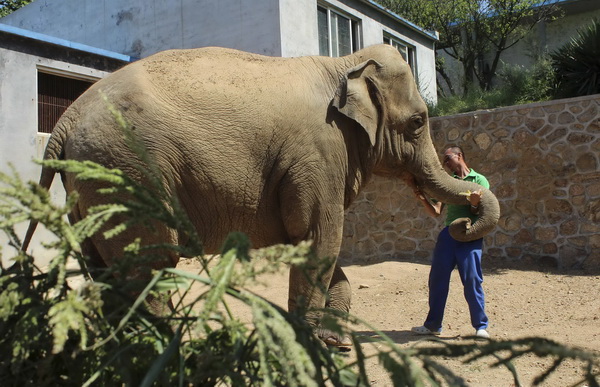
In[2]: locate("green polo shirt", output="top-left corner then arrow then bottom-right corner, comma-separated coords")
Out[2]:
445,169 -> 490,226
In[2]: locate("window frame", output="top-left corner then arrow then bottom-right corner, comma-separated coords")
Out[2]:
383,34 -> 416,74
318,4 -> 362,57
37,68 -> 96,134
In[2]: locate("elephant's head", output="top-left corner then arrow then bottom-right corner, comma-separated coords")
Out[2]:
332,44 -> 499,241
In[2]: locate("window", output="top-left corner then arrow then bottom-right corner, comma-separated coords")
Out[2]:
318,5 -> 361,57
37,72 -> 94,134
384,35 -> 415,71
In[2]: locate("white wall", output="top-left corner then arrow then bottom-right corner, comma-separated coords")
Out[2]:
3,0 -> 283,57
0,45 -> 112,266
279,0 -> 319,57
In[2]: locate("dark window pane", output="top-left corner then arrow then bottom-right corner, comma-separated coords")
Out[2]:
385,36 -> 415,69
319,7 -> 361,57
318,7 -> 329,56
352,21 -> 360,52
337,14 -> 352,56
37,72 -> 93,134
395,42 -> 408,61
331,13 -> 339,57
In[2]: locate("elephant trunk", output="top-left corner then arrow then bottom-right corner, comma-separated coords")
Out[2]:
415,154 -> 500,242
424,173 -> 500,241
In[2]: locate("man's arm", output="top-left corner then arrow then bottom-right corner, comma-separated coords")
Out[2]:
403,175 -> 443,217
416,190 -> 443,217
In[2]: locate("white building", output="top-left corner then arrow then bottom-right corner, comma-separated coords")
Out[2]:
0,0 -> 438,264
2,0 -> 438,97
0,24 -> 132,264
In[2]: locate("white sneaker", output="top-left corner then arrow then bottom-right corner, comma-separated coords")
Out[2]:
476,329 -> 490,339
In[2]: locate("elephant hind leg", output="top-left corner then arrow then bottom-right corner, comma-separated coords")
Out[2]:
78,198 -> 179,315
68,204 -> 107,280
80,238 -> 108,280
88,225 -> 179,316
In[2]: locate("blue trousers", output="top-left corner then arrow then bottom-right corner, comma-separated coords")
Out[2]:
424,227 -> 488,332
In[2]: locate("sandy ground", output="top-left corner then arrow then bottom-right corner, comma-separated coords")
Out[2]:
176,257 -> 600,386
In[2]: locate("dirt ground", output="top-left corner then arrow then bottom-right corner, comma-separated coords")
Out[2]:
177,257 -> 600,386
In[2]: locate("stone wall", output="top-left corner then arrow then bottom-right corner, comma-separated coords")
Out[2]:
339,94 -> 600,270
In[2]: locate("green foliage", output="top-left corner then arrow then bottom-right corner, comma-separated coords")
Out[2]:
0,161 -> 344,385
0,0 -> 32,17
551,18 -> 600,99
428,57 -> 556,116
496,57 -> 556,104
1,104 -> 599,385
377,0 -> 559,94
428,88 -> 492,117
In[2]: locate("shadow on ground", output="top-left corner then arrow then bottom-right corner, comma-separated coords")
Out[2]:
343,256 -> 600,277
353,330 -> 466,346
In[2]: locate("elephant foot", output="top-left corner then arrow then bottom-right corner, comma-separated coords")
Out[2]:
316,327 -> 352,349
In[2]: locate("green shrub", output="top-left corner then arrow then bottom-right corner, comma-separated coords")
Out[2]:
428,87 -> 505,117
551,18 -> 600,98
0,162 -> 354,386
497,58 -> 556,104
428,58 -> 555,117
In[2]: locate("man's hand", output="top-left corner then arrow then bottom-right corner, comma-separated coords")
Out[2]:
468,189 -> 482,207
403,174 -> 443,217
403,175 -> 426,200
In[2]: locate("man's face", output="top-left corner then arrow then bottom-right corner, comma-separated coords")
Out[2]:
443,149 -> 461,172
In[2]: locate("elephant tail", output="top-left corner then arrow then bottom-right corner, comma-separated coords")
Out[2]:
21,122 -> 68,252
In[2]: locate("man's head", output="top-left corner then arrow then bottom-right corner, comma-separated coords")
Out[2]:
443,146 -> 468,174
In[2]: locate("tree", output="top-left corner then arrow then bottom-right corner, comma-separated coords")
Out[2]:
377,0 -> 560,96
551,18 -> 600,98
0,0 -> 32,17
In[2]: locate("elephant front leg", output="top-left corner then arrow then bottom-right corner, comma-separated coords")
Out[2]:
288,261 -> 353,347
321,264 -> 353,347
280,174 -> 351,345
287,259 -> 335,325
286,222 -> 352,347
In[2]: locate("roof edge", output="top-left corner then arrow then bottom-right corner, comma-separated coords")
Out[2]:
359,0 -> 439,41
0,23 -> 134,62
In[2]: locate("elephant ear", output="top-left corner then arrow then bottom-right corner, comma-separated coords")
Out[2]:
332,59 -> 382,146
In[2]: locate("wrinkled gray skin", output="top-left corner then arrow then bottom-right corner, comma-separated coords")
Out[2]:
24,45 -> 500,345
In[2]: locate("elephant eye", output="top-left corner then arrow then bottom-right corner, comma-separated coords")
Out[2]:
411,114 -> 424,128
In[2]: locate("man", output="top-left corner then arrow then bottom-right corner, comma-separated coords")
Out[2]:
409,146 -> 490,339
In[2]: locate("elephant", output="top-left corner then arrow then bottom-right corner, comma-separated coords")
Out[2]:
23,44 -> 500,346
